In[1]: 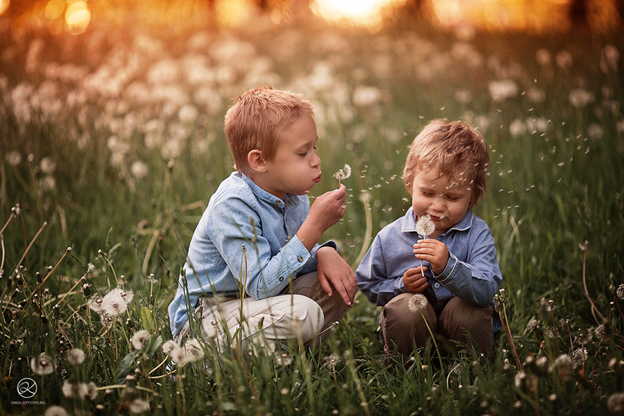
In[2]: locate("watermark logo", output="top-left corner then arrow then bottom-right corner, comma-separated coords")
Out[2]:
17,378 -> 37,399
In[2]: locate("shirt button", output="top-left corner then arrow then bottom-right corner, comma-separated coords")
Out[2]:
276,200 -> 282,206
278,276 -> 284,282
434,282 -> 440,289
297,256 -> 304,262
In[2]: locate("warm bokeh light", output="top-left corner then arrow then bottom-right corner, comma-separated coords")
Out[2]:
65,0 -> 90,35
0,0 -> 9,17
45,0 -> 66,20
311,0 -> 404,28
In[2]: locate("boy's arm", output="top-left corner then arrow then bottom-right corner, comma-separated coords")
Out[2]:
415,226 -> 502,307
356,235 -> 409,307
211,197 -> 313,300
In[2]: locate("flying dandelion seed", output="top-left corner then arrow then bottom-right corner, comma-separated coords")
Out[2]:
31,353 -> 55,375
408,293 -> 429,312
130,330 -> 151,350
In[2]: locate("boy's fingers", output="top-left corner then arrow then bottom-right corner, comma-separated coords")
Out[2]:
317,272 -> 333,298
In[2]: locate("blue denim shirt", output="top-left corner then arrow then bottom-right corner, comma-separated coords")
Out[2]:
356,207 -> 502,330
168,172 -> 331,337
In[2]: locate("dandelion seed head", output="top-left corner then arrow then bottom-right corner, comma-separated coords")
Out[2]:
415,214 -> 435,237
571,348 -> 588,366
162,340 -> 178,355
608,392 -> 624,415
67,348 -> 85,365
334,164 -> 352,181
62,380 -> 75,397
130,330 -> 151,350
325,352 -> 341,370
31,353 -> 55,375
408,293 -> 429,312
44,405 -> 68,416
128,398 -> 150,413
616,284 -> 624,300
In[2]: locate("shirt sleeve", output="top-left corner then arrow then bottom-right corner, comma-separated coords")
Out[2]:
356,234 -> 406,307
210,195 -> 312,300
433,226 -> 502,307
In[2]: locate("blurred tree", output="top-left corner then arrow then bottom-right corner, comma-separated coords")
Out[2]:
616,0 -> 624,25
405,0 -> 432,18
568,0 -> 590,27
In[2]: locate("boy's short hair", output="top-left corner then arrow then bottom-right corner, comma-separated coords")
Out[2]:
224,86 -> 314,177
403,119 -> 490,204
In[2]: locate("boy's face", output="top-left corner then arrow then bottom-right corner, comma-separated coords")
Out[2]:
410,167 -> 473,238
261,114 -> 322,200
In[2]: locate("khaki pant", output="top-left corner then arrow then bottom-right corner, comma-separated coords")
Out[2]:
174,272 -> 349,352
380,293 -> 494,358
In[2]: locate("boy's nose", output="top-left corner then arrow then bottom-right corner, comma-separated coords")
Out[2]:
430,198 -> 445,211
311,153 -> 320,168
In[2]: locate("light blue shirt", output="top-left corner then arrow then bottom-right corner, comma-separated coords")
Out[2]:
168,172 -> 331,336
356,207 -> 502,330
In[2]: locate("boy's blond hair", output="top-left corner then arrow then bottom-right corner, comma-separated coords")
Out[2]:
403,120 -> 490,205
224,86 -> 314,177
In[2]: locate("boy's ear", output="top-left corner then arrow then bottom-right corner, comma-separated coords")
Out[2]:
247,149 -> 266,173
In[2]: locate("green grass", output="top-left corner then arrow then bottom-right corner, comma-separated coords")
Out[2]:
1,11 -> 624,416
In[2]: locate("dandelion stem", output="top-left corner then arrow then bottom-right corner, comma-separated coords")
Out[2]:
580,241 -> 605,324
420,310 -> 443,370
0,212 -> 14,236
13,221 -> 47,279
142,229 -> 160,276
352,192 -> 372,269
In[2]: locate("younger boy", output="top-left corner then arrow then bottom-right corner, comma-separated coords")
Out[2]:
356,120 -> 502,358
168,87 -> 357,352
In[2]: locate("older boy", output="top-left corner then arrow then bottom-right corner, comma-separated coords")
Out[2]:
356,120 -> 502,358
169,87 -> 356,351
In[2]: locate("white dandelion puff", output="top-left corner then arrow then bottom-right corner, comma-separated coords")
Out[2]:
31,353 -> 55,375
608,392 -> 624,415
44,406 -> 68,416
334,164 -> 351,184
100,288 -> 133,317
130,330 -> 151,351
616,283 -> 624,300
408,294 -> 429,312
324,353 -> 341,370
67,348 -> 85,365
128,398 -> 150,413
162,340 -> 178,355
416,215 -> 435,238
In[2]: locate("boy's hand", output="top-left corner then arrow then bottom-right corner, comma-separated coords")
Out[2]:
413,239 -> 449,275
297,184 -> 347,252
307,184 -> 347,233
316,246 -> 357,307
402,267 -> 429,293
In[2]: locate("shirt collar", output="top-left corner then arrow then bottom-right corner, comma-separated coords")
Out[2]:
401,207 -> 474,235
238,172 -> 301,209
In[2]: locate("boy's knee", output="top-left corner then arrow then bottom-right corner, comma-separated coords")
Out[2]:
290,294 -> 324,342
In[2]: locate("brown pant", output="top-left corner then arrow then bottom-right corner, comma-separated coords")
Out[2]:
380,293 -> 494,358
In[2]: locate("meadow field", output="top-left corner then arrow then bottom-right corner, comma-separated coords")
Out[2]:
1,9 -> 624,416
